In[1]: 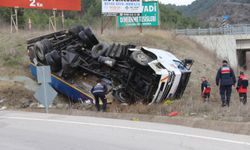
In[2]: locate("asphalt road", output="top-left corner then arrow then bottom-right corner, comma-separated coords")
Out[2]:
0,111 -> 250,150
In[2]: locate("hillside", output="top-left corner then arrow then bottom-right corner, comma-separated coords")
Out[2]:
173,0 -> 250,27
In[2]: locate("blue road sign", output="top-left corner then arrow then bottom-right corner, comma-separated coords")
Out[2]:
34,66 -> 57,113
37,66 -> 51,84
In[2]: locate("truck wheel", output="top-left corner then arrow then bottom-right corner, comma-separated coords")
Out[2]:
109,44 -> 120,58
41,39 -> 53,53
34,39 -> 53,63
105,43 -> 115,57
45,50 -> 61,72
78,31 -> 94,49
84,27 -> 99,45
34,41 -> 46,62
113,88 -> 130,104
28,47 -> 36,62
130,51 -> 151,66
68,25 -> 84,36
91,43 -> 109,59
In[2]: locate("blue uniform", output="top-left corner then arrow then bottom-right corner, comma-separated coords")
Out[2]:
216,65 -> 236,107
91,83 -> 108,111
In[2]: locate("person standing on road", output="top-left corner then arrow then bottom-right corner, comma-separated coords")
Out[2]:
236,71 -> 248,105
91,79 -> 108,112
216,60 -> 236,107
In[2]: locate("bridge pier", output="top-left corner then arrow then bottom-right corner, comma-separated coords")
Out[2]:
188,35 -> 250,70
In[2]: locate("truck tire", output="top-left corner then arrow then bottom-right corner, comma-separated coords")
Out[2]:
91,43 -> 109,59
45,50 -> 61,72
41,39 -> 53,53
130,51 -> 151,66
78,31 -> 93,49
28,47 -> 36,62
34,41 -> 46,62
115,45 -> 123,58
109,44 -> 120,58
84,27 -> 99,45
34,39 -> 53,63
113,88 -> 130,104
68,25 -> 84,36
105,43 -> 115,57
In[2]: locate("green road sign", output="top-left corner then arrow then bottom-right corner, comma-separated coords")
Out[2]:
118,1 -> 159,27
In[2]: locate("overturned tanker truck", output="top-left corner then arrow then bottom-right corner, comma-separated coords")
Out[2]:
27,25 -> 193,104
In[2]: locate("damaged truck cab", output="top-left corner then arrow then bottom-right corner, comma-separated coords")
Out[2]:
116,47 -> 193,104
27,26 -> 193,104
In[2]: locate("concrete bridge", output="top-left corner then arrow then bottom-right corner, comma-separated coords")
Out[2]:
176,25 -> 250,68
189,35 -> 250,68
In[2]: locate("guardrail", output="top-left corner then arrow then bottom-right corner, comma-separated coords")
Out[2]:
175,25 -> 250,35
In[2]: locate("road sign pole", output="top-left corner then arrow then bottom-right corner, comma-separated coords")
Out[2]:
42,67 -> 48,113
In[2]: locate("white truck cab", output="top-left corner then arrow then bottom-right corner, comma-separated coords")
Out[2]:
142,47 -> 192,103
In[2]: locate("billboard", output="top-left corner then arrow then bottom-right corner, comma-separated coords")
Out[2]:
0,0 -> 81,11
102,0 -> 143,14
118,1 -> 159,27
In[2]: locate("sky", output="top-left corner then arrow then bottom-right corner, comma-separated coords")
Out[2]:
159,0 -> 196,6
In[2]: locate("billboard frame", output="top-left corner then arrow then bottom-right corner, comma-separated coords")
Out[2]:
0,0 -> 81,33
10,8 -> 18,33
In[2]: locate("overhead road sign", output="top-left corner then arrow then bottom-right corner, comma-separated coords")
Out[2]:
102,0 -> 143,14
0,0 -> 81,11
118,1 -> 159,27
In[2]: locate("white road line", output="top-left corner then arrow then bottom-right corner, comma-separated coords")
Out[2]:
0,116 -> 250,146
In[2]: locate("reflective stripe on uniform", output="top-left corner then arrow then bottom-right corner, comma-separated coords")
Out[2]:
221,67 -> 230,74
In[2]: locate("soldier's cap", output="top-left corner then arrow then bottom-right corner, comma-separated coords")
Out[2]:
222,60 -> 228,64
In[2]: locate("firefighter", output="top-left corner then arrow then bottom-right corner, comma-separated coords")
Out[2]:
91,79 -> 108,112
236,71 -> 248,105
201,77 -> 211,102
216,60 -> 236,107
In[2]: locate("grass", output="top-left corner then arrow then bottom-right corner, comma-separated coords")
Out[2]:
0,28 -> 47,76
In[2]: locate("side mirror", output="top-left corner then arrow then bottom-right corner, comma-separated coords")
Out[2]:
182,59 -> 194,70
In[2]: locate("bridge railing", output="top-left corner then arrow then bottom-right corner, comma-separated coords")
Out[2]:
175,24 -> 250,35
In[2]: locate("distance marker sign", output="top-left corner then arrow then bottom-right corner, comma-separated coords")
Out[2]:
0,0 -> 81,11
118,1 -> 159,27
